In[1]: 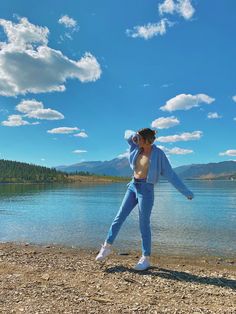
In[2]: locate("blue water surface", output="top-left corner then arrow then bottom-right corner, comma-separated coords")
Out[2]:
0,180 -> 235,257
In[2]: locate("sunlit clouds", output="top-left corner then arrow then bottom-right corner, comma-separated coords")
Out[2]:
0,17 -> 101,96
219,150 -> 236,157
160,94 -> 215,112
151,116 -> 180,129
47,127 -> 79,134
156,131 -> 203,143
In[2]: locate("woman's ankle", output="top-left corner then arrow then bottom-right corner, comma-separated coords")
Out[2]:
104,241 -> 112,247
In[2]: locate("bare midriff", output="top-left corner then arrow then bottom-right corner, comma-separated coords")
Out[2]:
133,151 -> 150,179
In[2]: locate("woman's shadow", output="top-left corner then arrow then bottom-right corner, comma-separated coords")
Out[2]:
104,265 -> 236,290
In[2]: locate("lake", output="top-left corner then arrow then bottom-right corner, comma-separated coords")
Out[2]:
0,180 -> 235,258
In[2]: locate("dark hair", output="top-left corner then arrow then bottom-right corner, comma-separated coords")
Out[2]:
137,128 -> 157,144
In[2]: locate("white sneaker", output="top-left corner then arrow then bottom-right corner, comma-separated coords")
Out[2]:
134,256 -> 150,271
95,243 -> 112,261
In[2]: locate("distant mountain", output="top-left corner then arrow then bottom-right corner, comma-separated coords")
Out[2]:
175,161 -> 236,179
56,158 -> 236,180
56,158 -> 132,177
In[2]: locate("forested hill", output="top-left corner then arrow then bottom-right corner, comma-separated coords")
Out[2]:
0,159 -> 69,183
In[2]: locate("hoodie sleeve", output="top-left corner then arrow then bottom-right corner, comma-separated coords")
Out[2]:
160,151 -> 194,199
124,130 -> 138,147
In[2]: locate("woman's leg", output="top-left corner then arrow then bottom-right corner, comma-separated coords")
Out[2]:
137,184 -> 154,256
105,184 -> 138,245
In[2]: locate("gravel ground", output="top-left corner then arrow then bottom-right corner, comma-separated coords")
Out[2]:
0,242 -> 235,314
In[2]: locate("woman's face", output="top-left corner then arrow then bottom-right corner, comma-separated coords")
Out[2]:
133,133 -> 152,147
138,136 -> 146,147
136,134 -> 151,147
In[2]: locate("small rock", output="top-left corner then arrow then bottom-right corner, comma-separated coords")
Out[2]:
42,273 -> 50,281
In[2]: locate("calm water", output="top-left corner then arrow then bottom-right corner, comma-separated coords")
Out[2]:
0,180 -> 236,257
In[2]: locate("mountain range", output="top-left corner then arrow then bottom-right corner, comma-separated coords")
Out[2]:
56,159 -> 236,180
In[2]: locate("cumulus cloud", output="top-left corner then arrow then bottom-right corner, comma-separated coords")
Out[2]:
47,127 -> 79,134
124,129 -> 136,139
1,114 -> 39,127
232,95 -> 236,102
151,116 -> 180,129
0,17 -> 101,96
117,149 -> 129,159
16,99 -> 64,120
126,18 -> 173,40
58,15 -> 79,41
0,17 -> 48,48
156,130 -> 203,143
26,108 -> 64,120
73,131 -> 88,138
159,0 -> 195,20
16,99 -> 43,113
219,150 -> 236,157
160,93 -> 215,112
157,145 -> 193,155
58,15 -> 77,29
159,0 -> 176,15
207,112 -> 222,119
73,149 -> 87,154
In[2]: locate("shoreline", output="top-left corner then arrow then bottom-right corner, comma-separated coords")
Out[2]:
0,242 -> 235,313
1,240 -> 236,271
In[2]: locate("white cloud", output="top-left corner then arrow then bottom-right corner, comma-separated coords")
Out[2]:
26,108 -> 64,120
58,15 -> 79,41
159,0 -> 195,20
234,117 -> 236,122
157,145 -> 193,155
16,99 -> 43,113
117,149 -> 129,159
0,17 -> 101,96
219,150 -> 236,157
160,93 -> 215,112
1,114 -> 31,127
47,127 -> 79,134
126,18 -> 173,40
58,15 -> 77,29
0,17 -> 48,48
73,131 -> 88,138
73,149 -> 87,154
159,0 -> 176,15
207,112 -> 222,119
157,130 -> 202,143
232,95 -> 236,102
16,99 -> 64,120
151,116 -> 180,129
124,129 -> 136,139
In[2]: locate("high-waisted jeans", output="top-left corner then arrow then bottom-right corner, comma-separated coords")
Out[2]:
105,177 -> 154,256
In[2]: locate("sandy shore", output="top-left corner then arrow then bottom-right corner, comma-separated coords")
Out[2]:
0,242 -> 235,314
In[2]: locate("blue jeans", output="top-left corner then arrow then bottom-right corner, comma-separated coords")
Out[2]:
105,177 -> 154,256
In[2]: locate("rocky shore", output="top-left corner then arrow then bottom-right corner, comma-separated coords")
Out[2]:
0,242 -> 235,313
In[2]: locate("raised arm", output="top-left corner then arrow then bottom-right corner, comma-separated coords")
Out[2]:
124,130 -> 139,147
160,151 -> 194,199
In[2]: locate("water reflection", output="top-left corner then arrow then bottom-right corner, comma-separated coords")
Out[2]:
0,180 -> 236,257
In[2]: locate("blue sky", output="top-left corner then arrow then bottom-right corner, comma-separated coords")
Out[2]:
0,0 -> 235,168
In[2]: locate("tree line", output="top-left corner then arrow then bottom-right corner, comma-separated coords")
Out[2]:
0,159 -> 69,183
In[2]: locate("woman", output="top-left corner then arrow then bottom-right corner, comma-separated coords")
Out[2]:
96,128 -> 194,271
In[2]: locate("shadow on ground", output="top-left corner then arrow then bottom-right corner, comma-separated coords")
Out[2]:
104,265 -> 236,290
